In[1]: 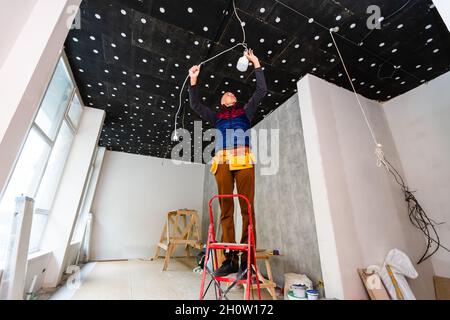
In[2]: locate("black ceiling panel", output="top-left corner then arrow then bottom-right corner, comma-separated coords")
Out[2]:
65,0 -> 450,162
149,0 -> 230,40
219,9 -> 290,60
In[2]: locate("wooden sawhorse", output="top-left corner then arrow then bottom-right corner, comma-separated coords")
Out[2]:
242,250 -> 278,300
153,209 -> 202,271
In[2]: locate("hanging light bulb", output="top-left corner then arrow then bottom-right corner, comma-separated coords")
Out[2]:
172,130 -> 179,141
236,51 -> 249,72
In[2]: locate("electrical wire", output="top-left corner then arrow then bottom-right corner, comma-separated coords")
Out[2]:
172,0 -> 248,141
164,0 -> 448,263
330,27 -> 447,264
276,0 -> 446,264
329,29 -> 379,147
274,0 -> 421,81
358,0 -> 414,47
379,156 -> 450,264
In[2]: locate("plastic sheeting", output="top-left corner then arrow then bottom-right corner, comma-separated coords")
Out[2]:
379,248 -> 418,300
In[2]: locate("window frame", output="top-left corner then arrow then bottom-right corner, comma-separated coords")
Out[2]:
27,54 -> 84,253
65,88 -> 84,132
70,146 -> 98,244
0,52 -> 87,262
28,55 -> 79,204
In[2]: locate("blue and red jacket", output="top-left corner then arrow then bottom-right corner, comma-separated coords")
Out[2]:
188,68 -> 267,152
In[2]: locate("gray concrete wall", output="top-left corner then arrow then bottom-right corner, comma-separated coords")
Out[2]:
201,93 -> 322,289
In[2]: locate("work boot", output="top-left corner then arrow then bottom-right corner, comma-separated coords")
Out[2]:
214,259 -> 238,277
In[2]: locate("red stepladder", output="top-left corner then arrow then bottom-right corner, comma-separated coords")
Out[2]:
199,194 -> 261,300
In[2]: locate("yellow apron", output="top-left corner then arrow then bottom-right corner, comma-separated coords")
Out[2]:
210,148 -> 256,175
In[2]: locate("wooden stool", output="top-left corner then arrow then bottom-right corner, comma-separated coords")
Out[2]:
154,209 -> 202,271
243,250 -> 278,300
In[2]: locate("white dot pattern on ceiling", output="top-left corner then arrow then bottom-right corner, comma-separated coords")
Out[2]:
65,0 -> 450,161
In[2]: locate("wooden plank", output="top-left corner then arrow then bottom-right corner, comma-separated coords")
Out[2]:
385,264 -> 404,300
434,276 -> 450,300
158,243 -> 168,251
163,244 -> 176,271
177,209 -> 197,215
357,268 -> 390,300
250,282 -> 276,289
154,222 -> 167,259
190,243 -> 203,250
171,239 -> 199,245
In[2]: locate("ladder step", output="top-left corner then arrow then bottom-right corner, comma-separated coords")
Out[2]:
214,274 -> 259,284
214,275 -> 250,284
208,242 -> 249,251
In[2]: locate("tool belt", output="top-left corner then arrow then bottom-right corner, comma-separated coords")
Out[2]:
210,146 -> 256,174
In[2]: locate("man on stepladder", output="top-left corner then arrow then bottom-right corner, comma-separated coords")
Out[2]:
188,49 -> 267,277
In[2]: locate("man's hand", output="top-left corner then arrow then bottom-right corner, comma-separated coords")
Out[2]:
189,65 -> 200,85
245,49 -> 261,69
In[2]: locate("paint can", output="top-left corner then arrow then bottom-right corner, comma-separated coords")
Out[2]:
283,273 -> 313,299
306,289 -> 319,300
287,290 -> 307,300
291,284 -> 306,298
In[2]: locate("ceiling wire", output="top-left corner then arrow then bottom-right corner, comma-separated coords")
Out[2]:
180,0 -> 237,135
172,0 -> 417,147
274,0 -> 422,81
329,30 -> 379,147
162,2 -> 447,262
330,27 -> 447,264
274,2 -> 447,262
163,0 -> 248,163
172,0 -> 248,142
357,0 -> 415,46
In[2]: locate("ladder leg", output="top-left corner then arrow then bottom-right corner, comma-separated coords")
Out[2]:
154,222 -> 167,259
154,246 -> 161,260
251,231 -> 262,300
163,244 -> 176,271
199,225 -> 214,300
246,244 -> 251,300
265,259 -> 277,300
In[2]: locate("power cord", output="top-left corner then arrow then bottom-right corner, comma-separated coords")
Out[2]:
172,0 -> 248,142
330,28 -> 447,264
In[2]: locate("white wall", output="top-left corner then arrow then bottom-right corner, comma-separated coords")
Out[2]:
0,0 -> 37,67
0,0 -> 81,199
41,107 -> 105,288
298,74 -> 436,299
383,71 -> 450,278
63,242 -> 81,272
434,0 -> 450,31
90,151 -> 205,261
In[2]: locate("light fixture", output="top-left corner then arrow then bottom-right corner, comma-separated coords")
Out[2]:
236,51 -> 249,72
172,130 -> 179,141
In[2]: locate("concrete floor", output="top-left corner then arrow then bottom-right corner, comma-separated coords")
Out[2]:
50,257 -> 278,300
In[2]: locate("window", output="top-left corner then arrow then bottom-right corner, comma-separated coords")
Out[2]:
29,122 -> 75,252
71,147 -> 98,244
0,128 -> 51,262
35,59 -> 74,140
0,55 -> 83,265
34,122 -> 74,212
67,93 -> 83,129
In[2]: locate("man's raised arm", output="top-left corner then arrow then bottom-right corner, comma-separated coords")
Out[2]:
188,65 -> 216,124
243,50 -> 268,121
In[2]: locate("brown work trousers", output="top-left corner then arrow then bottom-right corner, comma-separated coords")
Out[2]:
214,164 -> 256,263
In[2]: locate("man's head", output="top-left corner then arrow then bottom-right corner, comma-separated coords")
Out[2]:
221,92 -> 237,107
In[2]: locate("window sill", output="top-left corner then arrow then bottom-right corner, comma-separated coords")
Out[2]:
69,240 -> 82,247
28,250 -> 52,262
0,251 -> 51,278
